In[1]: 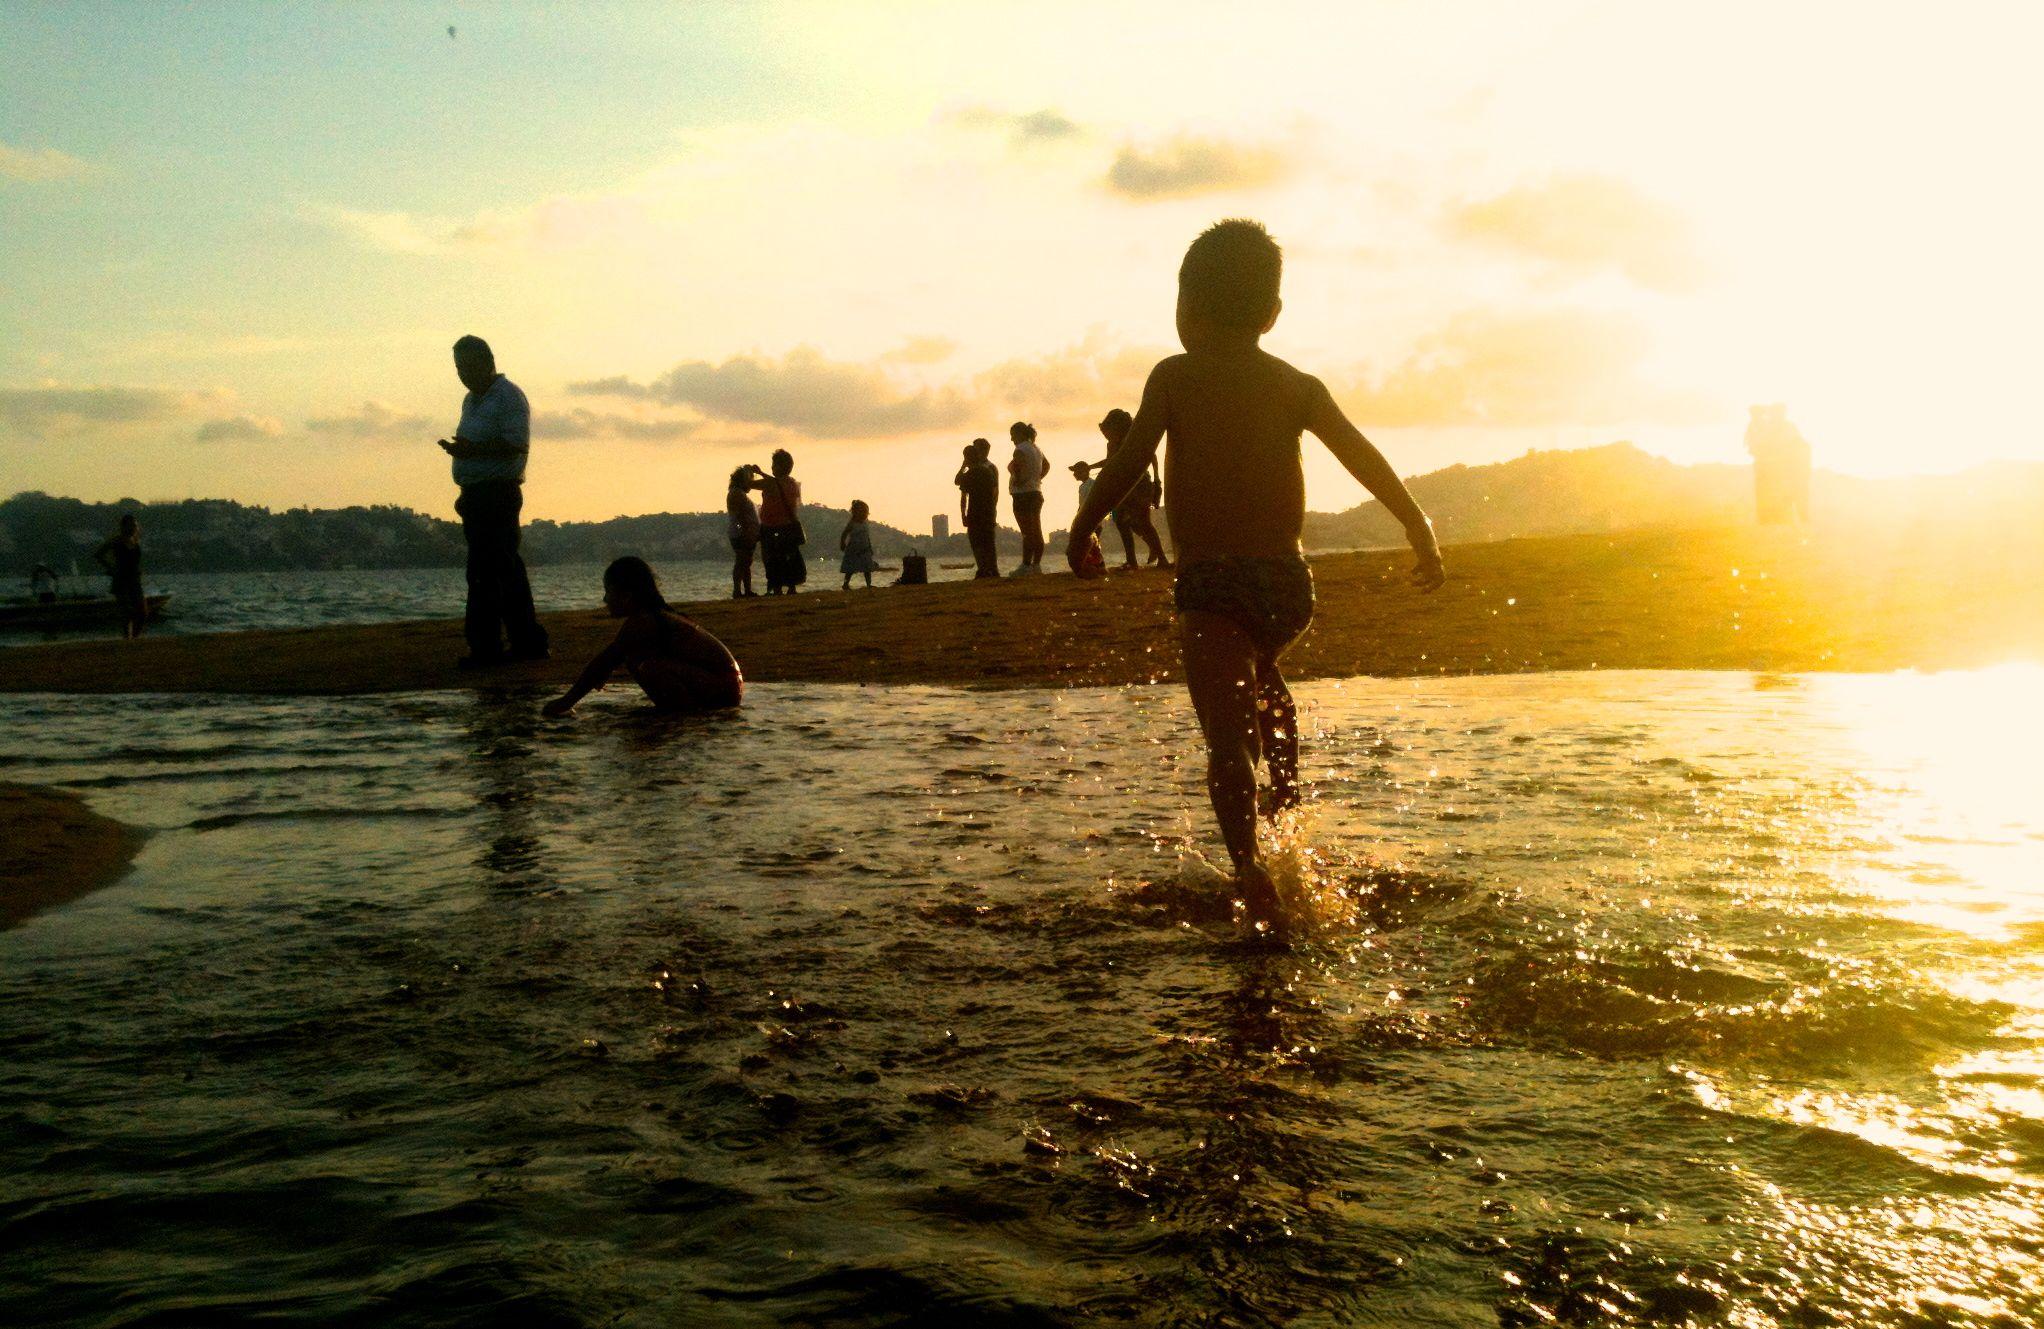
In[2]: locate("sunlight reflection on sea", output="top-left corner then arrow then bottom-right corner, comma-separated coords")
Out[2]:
1,668 -> 2039,1326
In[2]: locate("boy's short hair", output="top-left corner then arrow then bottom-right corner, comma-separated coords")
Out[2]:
1101,408 -> 1132,430
770,448 -> 794,474
1178,219 -> 1282,329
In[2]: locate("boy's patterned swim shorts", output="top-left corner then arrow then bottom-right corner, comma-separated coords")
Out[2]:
1173,554 -> 1315,655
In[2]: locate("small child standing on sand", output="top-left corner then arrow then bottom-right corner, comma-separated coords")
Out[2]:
839,500 -> 879,589
543,557 -> 743,717
1067,220 -> 1444,941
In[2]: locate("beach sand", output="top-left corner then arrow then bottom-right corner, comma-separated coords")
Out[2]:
1,523 -> 2037,699
0,783 -> 144,928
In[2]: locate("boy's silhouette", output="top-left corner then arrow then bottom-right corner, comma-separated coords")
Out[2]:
1067,220 -> 1444,940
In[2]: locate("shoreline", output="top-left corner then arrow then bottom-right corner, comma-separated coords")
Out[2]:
0,523 -> 2037,697
0,783 -> 145,929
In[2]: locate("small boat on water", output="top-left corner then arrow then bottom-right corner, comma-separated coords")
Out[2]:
0,592 -> 171,633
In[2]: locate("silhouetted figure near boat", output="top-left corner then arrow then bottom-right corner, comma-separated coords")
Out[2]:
1746,404 -> 1812,525
92,515 -> 145,638
840,500 -> 879,589
1008,422 -> 1050,575
1067,220 -> 1444,942
30,563 -> 58,606
1097,407 -> 1170,569
543,557 -> 743,717
439,335 -> 549,668
955,439 -> 1001,578
746,452 -> 807,594
727,466 -> 760,598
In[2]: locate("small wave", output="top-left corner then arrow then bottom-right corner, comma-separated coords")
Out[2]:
185,806 -> 466,832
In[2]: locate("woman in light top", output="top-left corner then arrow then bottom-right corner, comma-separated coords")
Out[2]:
543,557 -> 743,716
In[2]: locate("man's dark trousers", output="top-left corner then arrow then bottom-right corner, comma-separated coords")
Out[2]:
457,481 -> 548,658
966,519 -> 999,578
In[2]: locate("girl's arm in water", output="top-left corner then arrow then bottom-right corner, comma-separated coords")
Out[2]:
542,626 -> 632,717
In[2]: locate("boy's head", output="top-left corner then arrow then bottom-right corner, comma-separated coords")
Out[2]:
1177,219 -> 1282,341
770,448 -> 794,476
968,437 -> 990,460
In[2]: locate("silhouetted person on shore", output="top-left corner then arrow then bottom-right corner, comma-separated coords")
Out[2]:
727,466 -> 760,597
92,514 -> 145,638
840,499 -> 880,589
30,563 -> 59,605
1008,422 -> 1049,574
1067,220 -> 1443,942
745,451 -> 807,594
1098,407 -> 1170,569
544,557 -> 743,716
1745,404 -> 1812,525
438,335 -> 549,668
955,438 -> 1000,578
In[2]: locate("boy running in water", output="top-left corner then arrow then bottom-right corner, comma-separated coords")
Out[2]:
1067,220 -> 1444,940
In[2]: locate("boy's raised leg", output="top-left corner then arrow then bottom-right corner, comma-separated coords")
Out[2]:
1257,661 -> 1300,815
1180,611 -> 1286,935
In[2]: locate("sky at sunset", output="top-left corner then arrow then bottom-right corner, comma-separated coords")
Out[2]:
4,1 -> 2041,532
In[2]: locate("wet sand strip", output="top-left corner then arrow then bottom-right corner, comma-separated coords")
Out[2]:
0,523 -> 2038,698
0,783 -> 146,929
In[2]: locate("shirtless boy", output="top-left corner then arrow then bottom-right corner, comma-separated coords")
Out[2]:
1067,219 -> 1444,939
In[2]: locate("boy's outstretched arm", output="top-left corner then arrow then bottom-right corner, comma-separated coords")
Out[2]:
1306,378 -> 1444,589
1066,366 -> 1167,570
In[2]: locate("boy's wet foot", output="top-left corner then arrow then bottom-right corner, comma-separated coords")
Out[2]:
1236,861 -> 1291,944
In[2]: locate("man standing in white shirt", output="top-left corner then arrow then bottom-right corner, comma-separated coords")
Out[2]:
437,335 -> 549,668
1006,420 -> 1049,575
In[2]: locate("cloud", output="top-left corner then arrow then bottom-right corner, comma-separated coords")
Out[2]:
973,332 -> 1165,426
570,347 -> 977,439
942,106 -> 1085,145
1447,173 -> 1708,292
0,142 -> 88,183
879,336 -> 959,366
1333,308 -> 1721,428
1105,134 -> 1294,200
0,386 -> 222,435
532,409 -> 703,443
194,414 -> 285,443
305,400 -> 436,441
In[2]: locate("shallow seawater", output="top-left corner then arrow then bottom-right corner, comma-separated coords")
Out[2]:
2,669 -> 2041,1327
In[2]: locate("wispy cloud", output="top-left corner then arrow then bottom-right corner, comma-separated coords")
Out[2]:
1104,134 -> 1294,201
879,336 -> 959,366
304,400 -> 435,441
1333,307 -> 1722,428
942,105 -> 1086,146
532,409 -> 703,443
1447,173 -> 1709,293
0,141 -> 89,183
194,414 -> 284,443
0,385 -> 222,435
973,332 -> 1164,426
570,347 -> 977,439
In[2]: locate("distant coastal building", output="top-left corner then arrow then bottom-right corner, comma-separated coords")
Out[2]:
931,514 -> 949,540
1745,404 -> 1812,525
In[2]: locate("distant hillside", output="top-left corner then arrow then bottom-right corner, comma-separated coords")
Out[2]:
1302,443 -> 2044,549
9,443 -> 2040,576
0,492 -> 1001,576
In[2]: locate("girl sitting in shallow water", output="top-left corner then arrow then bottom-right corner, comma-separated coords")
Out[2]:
543,557 -> 744,717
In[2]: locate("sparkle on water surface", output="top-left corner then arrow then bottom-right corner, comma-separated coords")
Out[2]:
1,666 -> 2039,1326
